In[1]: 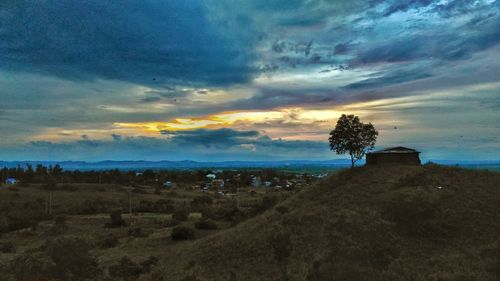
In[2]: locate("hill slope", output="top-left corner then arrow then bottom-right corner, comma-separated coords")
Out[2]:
159,164 -> 500,281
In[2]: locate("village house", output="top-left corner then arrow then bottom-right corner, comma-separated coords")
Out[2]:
5,177 -> 17,185
366,146 -> 421,165
211,179 -> 225,189
251,176 -> 261,188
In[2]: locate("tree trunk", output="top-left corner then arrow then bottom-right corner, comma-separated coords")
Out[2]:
350,154 -> 355,168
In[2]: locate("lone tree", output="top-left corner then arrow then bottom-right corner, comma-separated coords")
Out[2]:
329,114 -> 378,168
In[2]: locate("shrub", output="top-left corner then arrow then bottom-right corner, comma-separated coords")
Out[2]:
78,199 -> 111,215
0,215 -> 9,233
190,196 -> 213,209
275,205 -> 289,214
172,209 -> 189,221
54,215 -> 68,225
384,189 -> 451,238
42,237 -> 100,280
162,218 -> 180,227
108,256 -> 143,281
61,184 -> 78,191
106,211 -> 127,228
255,195 -> 279,214
194,219 -> 218,230
47,215 -> 67,235
41,181 -> 57,190
7,186 -> 19,192
171,226 -> 195,240
140,256 -> 159,273
132,187 -> 147,194
155,199 -> 175,213
0,242 -> 15,253
137,200 -> 155,213
10,252 -> 57,281
128,227 -> 147,238
100,234 -> 119,249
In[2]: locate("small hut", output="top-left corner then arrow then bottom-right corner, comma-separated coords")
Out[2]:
366,146 -> 421,165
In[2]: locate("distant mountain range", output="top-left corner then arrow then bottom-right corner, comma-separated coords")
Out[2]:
1,159 -> 499,171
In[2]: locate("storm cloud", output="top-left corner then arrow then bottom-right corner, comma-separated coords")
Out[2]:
0,0 -> 257,87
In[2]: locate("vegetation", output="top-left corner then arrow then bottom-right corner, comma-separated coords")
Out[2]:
194,219 -> 218,230
329,114 -> 378,167
171,226 -> 195,240
11,237 -> 100,281
1,163 -> 499,280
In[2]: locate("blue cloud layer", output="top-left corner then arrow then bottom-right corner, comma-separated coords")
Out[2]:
0,0 -> 256,86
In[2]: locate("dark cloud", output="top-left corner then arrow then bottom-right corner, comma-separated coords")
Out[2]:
229,87 -> 342,111
4,130 -> 329,161
161,128 -> 261,149
351,16 -> 500,67
139,96 -> 161,103
0,0 -> 257,87
344,69 -> 433,90
160,128 -> 327,153
382,0 -> 434,17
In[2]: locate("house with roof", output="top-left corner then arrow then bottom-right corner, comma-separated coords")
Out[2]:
366,146 -> 421,165
5,178 -> 18,185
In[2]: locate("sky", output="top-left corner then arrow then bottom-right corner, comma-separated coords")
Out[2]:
0,0 -> 499,162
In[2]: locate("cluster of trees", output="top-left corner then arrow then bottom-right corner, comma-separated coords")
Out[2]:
1,165 -> 311,188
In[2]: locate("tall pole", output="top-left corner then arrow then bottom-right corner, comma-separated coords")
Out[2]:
128,190 -> 132,221
49,192 -> 52,216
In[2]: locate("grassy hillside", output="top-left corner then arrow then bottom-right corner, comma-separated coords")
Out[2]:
159,164 -> 500,281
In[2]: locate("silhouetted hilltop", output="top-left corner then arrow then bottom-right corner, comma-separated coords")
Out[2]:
160,164 -> 500,281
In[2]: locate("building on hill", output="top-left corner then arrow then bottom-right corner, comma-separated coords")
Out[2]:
366,146 -> 421,165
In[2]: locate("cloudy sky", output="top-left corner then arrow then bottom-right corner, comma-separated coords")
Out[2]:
0,0 -> 499,161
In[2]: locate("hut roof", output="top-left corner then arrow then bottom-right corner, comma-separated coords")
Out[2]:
368,146 -> 420,154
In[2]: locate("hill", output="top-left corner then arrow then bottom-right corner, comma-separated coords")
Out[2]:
158,164 -> 500,281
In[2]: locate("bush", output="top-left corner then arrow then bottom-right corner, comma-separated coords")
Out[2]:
61,184 -> 78,191
128,227 -> 147,238
275,205 -> 289,214
255,195 -> 279,214
10,252 -> 57,281
137,200 -> 155,213
48,215 -> 68,235
12,237 -> 101,281
384,189 -> 451,238
132,187 -> 147,194
162,219 -> 180,227
78,199 -> 111,215
100,234 -> 119,249
140,256 -> 159,273
172,209 -> 189,221
0,242 -> 15,253
194,219 -> 218,230
41,181 -> 57,190
155,199 -> 175,213
7,186 -> 19,192
106,211 -> 127,228
171,226 -> 195,240
108,256 -> 143,281
190,196 -> 213,209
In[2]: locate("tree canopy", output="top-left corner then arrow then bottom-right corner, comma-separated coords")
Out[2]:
329,114 -> 378,167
